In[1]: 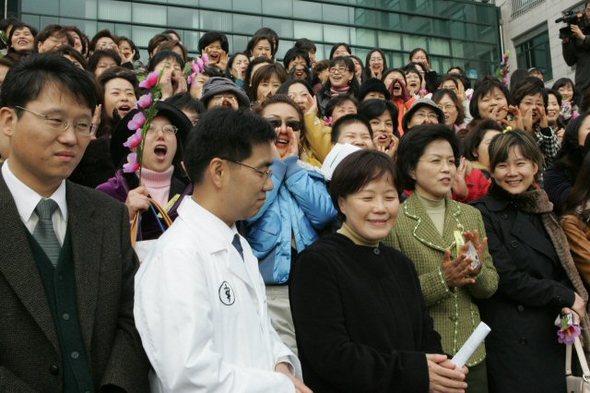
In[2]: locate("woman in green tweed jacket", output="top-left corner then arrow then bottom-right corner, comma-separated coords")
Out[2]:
385,125 -> 498,393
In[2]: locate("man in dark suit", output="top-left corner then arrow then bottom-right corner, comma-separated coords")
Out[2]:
0,54 -> 149,392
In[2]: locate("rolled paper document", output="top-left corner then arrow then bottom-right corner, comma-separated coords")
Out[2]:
451,322 -> 491,368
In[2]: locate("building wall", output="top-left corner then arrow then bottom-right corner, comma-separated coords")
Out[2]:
14,0 -> 501,78
498,0 -> 580,86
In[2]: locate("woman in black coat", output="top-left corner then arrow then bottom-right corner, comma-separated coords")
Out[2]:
290,150 -> 468,393
472,130 -> 589,393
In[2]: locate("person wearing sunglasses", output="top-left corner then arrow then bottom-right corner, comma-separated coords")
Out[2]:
246,94 -> 337,354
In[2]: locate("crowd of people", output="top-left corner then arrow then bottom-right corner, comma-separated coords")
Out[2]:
0,11 -> 590,393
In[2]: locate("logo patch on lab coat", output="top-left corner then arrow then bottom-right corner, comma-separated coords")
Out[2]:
218,281 -> 235,306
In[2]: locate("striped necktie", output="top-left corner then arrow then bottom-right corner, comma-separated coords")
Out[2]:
33,198 -> 61,267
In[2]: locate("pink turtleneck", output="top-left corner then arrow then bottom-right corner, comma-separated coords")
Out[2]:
140,166 -> 174,207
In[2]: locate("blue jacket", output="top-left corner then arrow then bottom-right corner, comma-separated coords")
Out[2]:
246,157 -> 337,284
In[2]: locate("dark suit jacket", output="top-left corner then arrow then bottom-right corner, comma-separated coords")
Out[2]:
0,175 -> 150,392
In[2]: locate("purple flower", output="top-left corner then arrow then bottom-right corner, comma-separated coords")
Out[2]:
136,93 -> 153,110
123,129 -> 142,149
557,324 -> 581,345
139,70 -> 159,89
127,111 -> 146,131
122,152 -> 140,173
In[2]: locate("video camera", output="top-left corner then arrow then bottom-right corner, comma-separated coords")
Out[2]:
556,10 -> 590,40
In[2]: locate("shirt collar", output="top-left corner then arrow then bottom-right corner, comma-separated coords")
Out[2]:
2,159 -> 67,223
178,196 -> 238,252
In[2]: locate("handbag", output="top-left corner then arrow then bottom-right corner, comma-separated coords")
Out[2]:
566,336 -> 590,393
130,197 -> 173,263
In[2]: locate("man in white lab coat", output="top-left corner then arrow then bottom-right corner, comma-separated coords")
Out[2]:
134,108 -> 312,393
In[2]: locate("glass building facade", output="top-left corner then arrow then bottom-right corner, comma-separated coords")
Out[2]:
12,0 -> 501,79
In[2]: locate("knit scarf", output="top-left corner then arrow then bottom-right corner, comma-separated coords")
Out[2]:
491,185 -> 590,353
330,85 -> 350,96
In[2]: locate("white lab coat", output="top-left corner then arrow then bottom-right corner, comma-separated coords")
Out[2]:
134,197 -> 301,393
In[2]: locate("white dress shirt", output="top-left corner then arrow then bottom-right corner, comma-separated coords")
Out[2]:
134,196 -> 301,393
2,160 -> 67,244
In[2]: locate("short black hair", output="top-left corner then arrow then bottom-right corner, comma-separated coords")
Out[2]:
97,66 -> 139,102
511,76 -> 547,107
89,29 -> 116,53
325,94 -> 358,117
64,26 -> 88,56
184,108 -> 276,184
461,119 -> 503,161
432,88 -> 465,126
358,99 -> 399,136
409,48 -> 430,65
35,24 -> 73,52
7,22 -> 37,52
87,49 -> 122,74
294,38 -> 316,53
198,31 -> 229,54
329,43 -> 351,59
363,49 -> 387,81
147,33 -> 171,57
162,29 -> 181,41
277,78 -> 314,96
117,36 -> 140,61
147,49 -> 185,72
165,92 -> 205,114
396,124 -> 460,190
55,45 -> 87,69
469,76 -> 512,120
283,47 -> 310,70
331,113 -> 373,144
329,150 -> 399,220
1,53 -> 97,111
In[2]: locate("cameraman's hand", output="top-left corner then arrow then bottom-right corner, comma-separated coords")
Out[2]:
571,24 -> 586,41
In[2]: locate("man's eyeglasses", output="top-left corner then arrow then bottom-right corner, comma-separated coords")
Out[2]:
221,158 -> 272,179
16,106 -> 94,136
265,119 -> 302,132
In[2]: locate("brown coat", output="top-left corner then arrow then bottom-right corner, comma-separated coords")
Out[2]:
561,213 -> 590,286
0,175 -> 150,392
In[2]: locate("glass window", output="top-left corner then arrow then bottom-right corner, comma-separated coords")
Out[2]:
98,0 -> 131,23
429,38 -> 450,56
200,0 -> 232,10
233,14 -> 262,35
515,29 -> 552,81
378,31 -> 401,51
402,35 -> 426,52
352,28 -> 376,47
324,24 -> 349,44
60,0 -> 97,19
200,10 -> 232,32
40,16 -> 60,27
168,6 -> 199,29
262,0 -> 292,18
322,4 -> 350,24
132,26 -> 163,51
262,17 -> 294,39
60,18 -> 97,37
132,3 -> 166,25
114,24 -> 132,39
231,35 -> 249,54
20,13 -> 40,29
293,1 -> 322,20
233,0 -> 262,13
294,22 -> 322,42
22,0 -> 58,14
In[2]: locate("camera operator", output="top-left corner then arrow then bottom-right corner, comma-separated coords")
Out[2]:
562,2 -> 590,104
